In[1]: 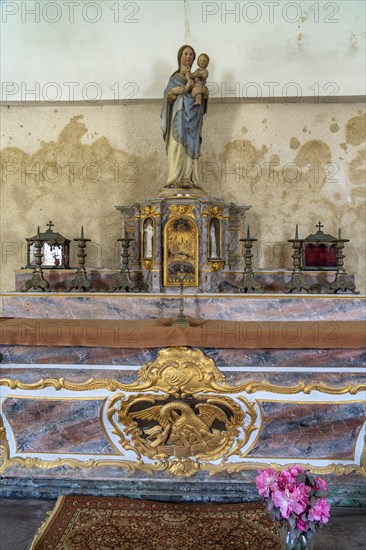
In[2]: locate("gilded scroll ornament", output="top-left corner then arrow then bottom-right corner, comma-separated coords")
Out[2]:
207,206 -> 224,218
141,206 -> 161,218
136,347 -> 226,396
0,417 -> 8,472
142,259 -> 153,270
168,205 -> 196,218
208,260 -> 225,272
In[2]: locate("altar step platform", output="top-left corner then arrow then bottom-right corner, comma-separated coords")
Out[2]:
0,292 -> 365,506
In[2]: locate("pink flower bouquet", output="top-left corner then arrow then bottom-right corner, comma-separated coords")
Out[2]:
256,465 -> 330,543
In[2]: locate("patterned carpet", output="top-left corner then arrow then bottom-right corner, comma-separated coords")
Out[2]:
30,495 -> 280,550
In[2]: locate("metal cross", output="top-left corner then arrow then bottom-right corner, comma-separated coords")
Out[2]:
47,221 -> 54,231
316,222 -> 324,232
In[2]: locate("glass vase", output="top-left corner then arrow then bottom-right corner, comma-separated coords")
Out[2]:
280,523 -> 315,550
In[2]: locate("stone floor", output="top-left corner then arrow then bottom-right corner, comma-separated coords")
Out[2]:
0,499 -> 365,549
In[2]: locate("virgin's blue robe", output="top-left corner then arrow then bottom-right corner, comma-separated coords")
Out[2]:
161,72 -> 207,160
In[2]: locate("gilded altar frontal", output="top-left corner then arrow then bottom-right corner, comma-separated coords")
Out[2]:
1,346 -> 365,480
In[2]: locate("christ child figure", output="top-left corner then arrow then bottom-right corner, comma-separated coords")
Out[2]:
184,53 -> 210,106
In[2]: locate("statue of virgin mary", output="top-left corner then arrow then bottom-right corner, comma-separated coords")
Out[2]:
161,45 -> 208,189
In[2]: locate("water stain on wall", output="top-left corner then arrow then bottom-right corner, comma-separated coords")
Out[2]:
0,115 -> 160,284
346,113 -> 366,146
1,107 -> 365,293
290,137 -> 300,150
294,140 -> 332,167
348,149 -> 366,186
219,139 -> 268,164
349,33 -> 358,56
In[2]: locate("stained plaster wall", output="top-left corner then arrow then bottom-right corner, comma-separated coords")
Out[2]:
0,102 -> 365,298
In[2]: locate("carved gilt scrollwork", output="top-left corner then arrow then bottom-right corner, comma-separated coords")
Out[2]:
168,204 -> 196,218
104,348 -> 260,474
108,393 -> 247,463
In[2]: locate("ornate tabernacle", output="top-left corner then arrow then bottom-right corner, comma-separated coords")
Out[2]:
116,192 -> 250,293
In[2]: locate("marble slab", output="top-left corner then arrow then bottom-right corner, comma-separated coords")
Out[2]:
3,397 -> 116,455
2,293 -> 365,321
247,402 -> 366,459
1,345 -> 365,368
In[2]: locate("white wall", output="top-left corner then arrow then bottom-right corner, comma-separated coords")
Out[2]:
1,0 -> 365,101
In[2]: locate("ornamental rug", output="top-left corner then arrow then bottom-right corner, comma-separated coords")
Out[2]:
30,495 -> 280,550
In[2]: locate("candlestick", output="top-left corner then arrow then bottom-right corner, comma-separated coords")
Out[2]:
69,228 -> 92,292
111,231 -> 139,292
173,271 -> 190,326
285,226 -> 311,293
23,229 -> 49,292
236,228 -> 262,293
329,231 -> 359,294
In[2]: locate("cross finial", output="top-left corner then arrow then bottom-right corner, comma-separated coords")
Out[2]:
47,220 -> 54,231
316,221 -> 324,233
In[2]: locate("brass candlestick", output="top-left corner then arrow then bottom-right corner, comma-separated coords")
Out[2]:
23,227 -> 50,292
236,226 -> 262,293
329,229 -> 359,294
286,225 -> 311,293
111,225 -> 138,292
69,226 -> 92,292
173,272 -> 190,326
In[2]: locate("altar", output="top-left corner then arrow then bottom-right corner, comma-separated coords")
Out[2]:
1,40 -> 366,510
1,291 -> 365,505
